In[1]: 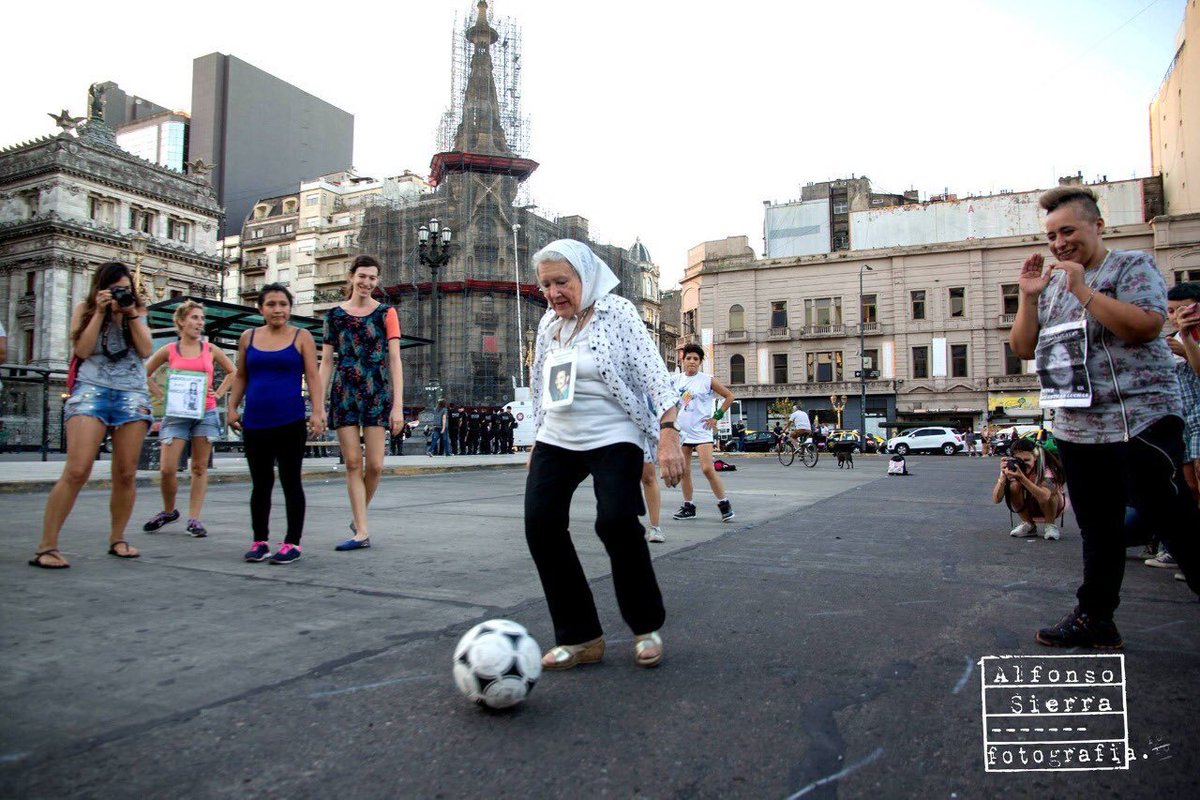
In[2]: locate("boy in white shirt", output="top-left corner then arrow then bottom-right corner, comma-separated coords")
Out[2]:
672,343 -> 737,522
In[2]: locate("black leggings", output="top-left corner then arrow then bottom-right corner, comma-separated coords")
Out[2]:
243,419 -> 307,545
525,441 -> 664,645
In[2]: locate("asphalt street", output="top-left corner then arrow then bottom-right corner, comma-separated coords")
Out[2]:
0,454 -> 1197,798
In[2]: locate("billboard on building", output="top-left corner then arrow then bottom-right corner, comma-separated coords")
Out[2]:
850,181 -> 1147,250
765,199 -> 830,257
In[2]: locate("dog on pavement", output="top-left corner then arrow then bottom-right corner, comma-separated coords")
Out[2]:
836,450 -> 854,469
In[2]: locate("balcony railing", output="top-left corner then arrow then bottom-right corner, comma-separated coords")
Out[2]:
239,283 -> 264,296
314,244 -> 356,259
800,323 -> 845,339
859,321 -> 881,334
767,326 -> 791,340
723,329 -> 748,342
243,258 -> 268,273
997,313 -> 1017,327
987,374 -> 1038,389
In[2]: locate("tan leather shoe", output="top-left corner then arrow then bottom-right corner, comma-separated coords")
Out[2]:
542,636 -> 605,670
634,631 -> 663,668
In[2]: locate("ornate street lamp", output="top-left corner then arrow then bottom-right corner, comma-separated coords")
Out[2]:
417,217 -> 453,392
152,271 -> 169,301
830,393 -> 847,430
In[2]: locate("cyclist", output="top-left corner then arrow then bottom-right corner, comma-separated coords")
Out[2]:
785,402 -> 813,446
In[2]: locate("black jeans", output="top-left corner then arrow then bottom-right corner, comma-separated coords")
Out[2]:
525,441 -> 665,645
243,419 -> 307,546
1056,415 -> 1199,619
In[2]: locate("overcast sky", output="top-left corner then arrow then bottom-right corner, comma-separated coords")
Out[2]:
1,0 -> 1185,287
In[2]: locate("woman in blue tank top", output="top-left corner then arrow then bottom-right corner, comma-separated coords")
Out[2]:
226,284 -> 325,565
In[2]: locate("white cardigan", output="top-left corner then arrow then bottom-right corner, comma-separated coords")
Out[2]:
531,294 -> 677,459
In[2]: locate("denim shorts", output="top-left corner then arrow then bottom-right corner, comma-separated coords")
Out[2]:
160,408 -> 221,443
63,383 -> 154,428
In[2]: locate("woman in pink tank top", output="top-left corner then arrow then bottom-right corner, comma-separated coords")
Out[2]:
143,301 -> 238,537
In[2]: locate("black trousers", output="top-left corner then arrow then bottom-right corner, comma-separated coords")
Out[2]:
448,427 -> 459,454
525,441 -> 665,645
242,419 -> 307,546
1056,415 -> 1199,619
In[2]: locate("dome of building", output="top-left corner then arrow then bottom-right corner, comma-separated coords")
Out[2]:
627,237 -> 652,264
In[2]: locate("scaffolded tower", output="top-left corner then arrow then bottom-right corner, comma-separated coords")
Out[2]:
359,1 -> 639,409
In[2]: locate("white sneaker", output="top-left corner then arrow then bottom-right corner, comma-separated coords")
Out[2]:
1009,521 -> 1037,538
1041,523 -> 1061,541
646,525 -> 664,543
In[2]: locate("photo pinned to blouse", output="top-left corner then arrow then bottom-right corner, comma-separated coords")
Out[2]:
165,369 -> 207,419
1036,320 -> 1092,408
543,348 -> 578,408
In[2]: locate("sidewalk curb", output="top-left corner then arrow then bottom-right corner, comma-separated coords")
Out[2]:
0,460 -> 525,495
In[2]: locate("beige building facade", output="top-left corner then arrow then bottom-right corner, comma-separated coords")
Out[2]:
681,178 -> 1192,437
1151,0 -> 1200,216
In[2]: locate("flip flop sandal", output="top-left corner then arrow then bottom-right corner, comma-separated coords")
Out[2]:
108,541 -> 140,559
29,549 -> 70,569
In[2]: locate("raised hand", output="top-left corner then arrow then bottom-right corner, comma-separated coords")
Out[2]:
1018,254 -> 1053,298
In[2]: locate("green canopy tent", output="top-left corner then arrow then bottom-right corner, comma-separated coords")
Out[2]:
145,296 -> 433,352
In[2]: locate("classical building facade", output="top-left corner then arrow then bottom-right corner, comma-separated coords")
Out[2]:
681,176 -> 1191,435
0,110 -> 222,444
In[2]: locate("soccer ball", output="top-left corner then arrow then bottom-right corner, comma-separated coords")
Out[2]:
453,619 -> 542,709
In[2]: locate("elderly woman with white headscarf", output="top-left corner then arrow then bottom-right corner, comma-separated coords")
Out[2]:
526,239 -> 685,670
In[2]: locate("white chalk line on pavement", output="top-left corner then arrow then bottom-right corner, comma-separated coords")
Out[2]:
307,673 -> 437,698
952,656 -> 974,694
784,746 -> 885,799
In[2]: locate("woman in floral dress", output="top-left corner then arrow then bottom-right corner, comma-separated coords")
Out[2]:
318,255 -> 404,551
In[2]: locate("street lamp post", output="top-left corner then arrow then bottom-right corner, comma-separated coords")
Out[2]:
859,264 -> 873,432
512,222 -> 524,387
417,218 -> 453,394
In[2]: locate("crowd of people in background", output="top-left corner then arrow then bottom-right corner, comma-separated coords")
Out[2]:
423,403 -> 518,456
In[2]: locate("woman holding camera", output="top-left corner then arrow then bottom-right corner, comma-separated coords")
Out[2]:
992,438 -> 1066,541
30,262 -> 154,569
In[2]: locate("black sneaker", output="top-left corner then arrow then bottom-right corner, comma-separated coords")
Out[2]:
244,541 -> 271,563
718,499 -> 735,523
143,509 -> 180,532
1035,608 -> 1123,649
672,502 -> 697,521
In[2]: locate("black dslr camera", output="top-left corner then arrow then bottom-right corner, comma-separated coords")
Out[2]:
1005,457 -> 1024,472
109,286 -> 136,308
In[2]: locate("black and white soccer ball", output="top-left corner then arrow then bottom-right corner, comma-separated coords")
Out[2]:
453,619 -> 542,709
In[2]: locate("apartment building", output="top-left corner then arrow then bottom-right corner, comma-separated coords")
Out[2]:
681,176 -> 1187,436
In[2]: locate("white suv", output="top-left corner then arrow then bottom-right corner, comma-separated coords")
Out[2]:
886,427 -> 964,456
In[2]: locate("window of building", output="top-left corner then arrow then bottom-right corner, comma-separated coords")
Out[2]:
277,268 -> 290,285
306,217 -> 319,228
911,290 -> 926,320
298,241 -> 316,254
88,194 -> 114,225
772,353 -> 789,384
25,271 -> 35,294
730,354 -> 746,384
770,300 -> 788,330
912,346 -> 929,378
253,204 -> 270,220
24,329 -> 35,362
949,287 -> 965,317
282,223 -> 294,234
252,229 -> 264,239
833,203 -> 849,214
806,351 -> 843,382
283,199 -> 298,214
167,218 -> 190,243
804,297 -> 843,327
327,237 -> 340,248
682,309 -> 696,336
129,207 -> 154,234
1004,343 -> 1023,375
1002,284 -> 1019,315
277,245 -> 291,263
21,189 -> 39,217
832,233 -> 849,250
305,195 -> 319,206
1174,269 -> 1200,284
861,294 -> 877,324
862,348 -> 879,372
951,344 -> 968,377
728,304 -> 744,332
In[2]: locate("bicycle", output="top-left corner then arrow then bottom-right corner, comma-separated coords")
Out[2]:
775,435 -> 819,468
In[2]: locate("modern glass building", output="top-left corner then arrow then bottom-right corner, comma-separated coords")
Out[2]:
115,112 -> 190,173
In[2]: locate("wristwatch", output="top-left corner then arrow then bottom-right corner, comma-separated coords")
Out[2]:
660,421 -> 678,431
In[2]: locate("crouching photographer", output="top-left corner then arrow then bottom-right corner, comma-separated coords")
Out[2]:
992,438 -> 1065,541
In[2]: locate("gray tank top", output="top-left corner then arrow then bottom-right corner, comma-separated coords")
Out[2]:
75,314 -> 148,392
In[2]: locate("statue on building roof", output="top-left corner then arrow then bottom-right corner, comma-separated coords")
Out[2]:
48,109 -> 85,135
87,83 -> 106,121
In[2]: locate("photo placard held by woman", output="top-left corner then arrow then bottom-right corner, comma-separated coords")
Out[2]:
524,239 -> 684,671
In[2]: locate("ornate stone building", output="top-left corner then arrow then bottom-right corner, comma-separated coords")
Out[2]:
0,104 -> 222,443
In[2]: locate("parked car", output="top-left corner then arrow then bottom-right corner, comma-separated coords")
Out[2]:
886,427 -> 964,456
826,430 -> 885,454
724,429 -> 777,452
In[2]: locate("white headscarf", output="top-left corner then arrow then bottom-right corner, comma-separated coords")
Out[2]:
536,239 -> 620,312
